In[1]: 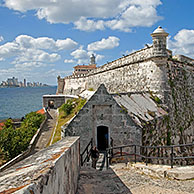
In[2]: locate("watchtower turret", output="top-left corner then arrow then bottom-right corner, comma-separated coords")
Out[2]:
90,54 -> 96,65
151,26 -> 169,57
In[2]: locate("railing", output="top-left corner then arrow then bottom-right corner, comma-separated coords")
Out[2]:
80,138 -> 93,166
106,143 -> 194,169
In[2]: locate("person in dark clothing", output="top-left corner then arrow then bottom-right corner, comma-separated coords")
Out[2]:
91,146 -> 99,169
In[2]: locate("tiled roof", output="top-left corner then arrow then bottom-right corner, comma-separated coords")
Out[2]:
0,122 -> 4,130
36,108 -> 45,115
74,65 -> 96,69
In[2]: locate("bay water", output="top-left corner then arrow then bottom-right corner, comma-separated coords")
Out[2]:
0,86 -> 57,120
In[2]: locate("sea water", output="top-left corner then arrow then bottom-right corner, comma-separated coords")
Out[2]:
0,86 -> 57,120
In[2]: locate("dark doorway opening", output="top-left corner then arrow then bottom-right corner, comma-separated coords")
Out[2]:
48,100 -> 54,109
97,126 -> 109,151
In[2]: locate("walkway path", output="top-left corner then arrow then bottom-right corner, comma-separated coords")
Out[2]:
32,109 -> 57,153
77,162 -> 194,194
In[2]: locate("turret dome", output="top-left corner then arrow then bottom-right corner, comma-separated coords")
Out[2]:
151,26 -> 169,37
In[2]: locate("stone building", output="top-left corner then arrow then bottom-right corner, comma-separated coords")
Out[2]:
73,54 -> 97,76
62,84 -> 167,153
58,26 -> 193,155
43,94 -> 78,109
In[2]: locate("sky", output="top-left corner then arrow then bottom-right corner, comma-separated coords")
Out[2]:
0,0 -> 194,85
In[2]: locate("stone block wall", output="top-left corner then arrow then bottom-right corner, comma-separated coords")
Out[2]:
43,95 -> 78,109
141,59 -> 194,164
62,58 -> 169,102
166,60 -> 194,145
63,85 -> 142,153
0,137 -> 80,194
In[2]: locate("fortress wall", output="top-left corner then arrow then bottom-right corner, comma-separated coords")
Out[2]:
166,60 -> 194,145
64,76 -> 88,95
61,47 -> 155,95
63,59 -> 169,101
61,47 -> 170,100
87,59 -> 168,97
0,137 -> 80,194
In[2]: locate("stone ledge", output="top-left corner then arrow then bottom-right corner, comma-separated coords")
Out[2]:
128,162 -> 194,180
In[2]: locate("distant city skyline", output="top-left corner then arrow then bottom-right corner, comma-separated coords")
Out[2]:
0,0 -> 194,85
0,76 -> 48,88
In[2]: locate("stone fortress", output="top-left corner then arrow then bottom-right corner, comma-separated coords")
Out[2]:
57,26 -> 193,154
0,26 -> 193,194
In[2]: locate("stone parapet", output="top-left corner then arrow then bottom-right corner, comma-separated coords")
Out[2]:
172,55 -> 194,64
0,136 -> 80,194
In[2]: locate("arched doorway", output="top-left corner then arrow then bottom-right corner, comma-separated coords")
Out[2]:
97,126 -> 109,151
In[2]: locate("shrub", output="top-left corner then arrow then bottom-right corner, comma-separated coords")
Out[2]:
61,101 -> 74,116
0,112 -> 44,159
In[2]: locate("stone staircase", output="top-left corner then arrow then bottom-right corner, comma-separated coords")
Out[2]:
96,152 -> 107,171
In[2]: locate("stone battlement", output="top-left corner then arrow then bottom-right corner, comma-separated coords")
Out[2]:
64,47 -> 172,80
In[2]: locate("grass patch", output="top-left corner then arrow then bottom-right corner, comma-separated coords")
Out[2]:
88,88 -> 94,91
51,98 -> 87,144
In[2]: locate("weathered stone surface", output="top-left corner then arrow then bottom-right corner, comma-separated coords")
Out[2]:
62,84 -> 142,153
128,162 -> 194,180
0,137 -> 80,194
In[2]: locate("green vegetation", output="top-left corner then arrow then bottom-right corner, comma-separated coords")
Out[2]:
88,88 -> 94,91
51,98 -> 87,144
120,105 -> 128,114
0,112 -> 44,160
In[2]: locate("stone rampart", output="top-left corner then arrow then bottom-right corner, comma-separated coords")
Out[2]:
61,47 -> 172,100
0,137 -> 80,194
166,60 -> 194,145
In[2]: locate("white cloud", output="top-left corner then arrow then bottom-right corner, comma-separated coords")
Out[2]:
95,54 -> 104,62
71,46 -> 89,64
0,35 -> 78,71
4,0 -> 162,32
64,59 -> 75,63
0,36 -> 4,42
0,42 -> 21,58
15,35 -> 77,51
45,69 -> 73,77
168,29 -> 194,58
74,17 -> 105,32
87,36 -> 120,51
14,61 -> 49,69
71,46 -> 104,64
56,38 -> 78,50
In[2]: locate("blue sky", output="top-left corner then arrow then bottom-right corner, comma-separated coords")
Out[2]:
0,0 -> 194,85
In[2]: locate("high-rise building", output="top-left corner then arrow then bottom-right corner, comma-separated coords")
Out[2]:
24,79 -> 26,87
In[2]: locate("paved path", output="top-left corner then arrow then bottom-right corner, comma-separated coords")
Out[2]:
112,163 -> 194,194
96,152 -> 107,171
77,162 -> 194,194
32,109 -> 57,153
77,166 -> 132,194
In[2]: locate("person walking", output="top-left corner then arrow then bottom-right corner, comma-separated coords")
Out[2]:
91,146 -> 99,169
